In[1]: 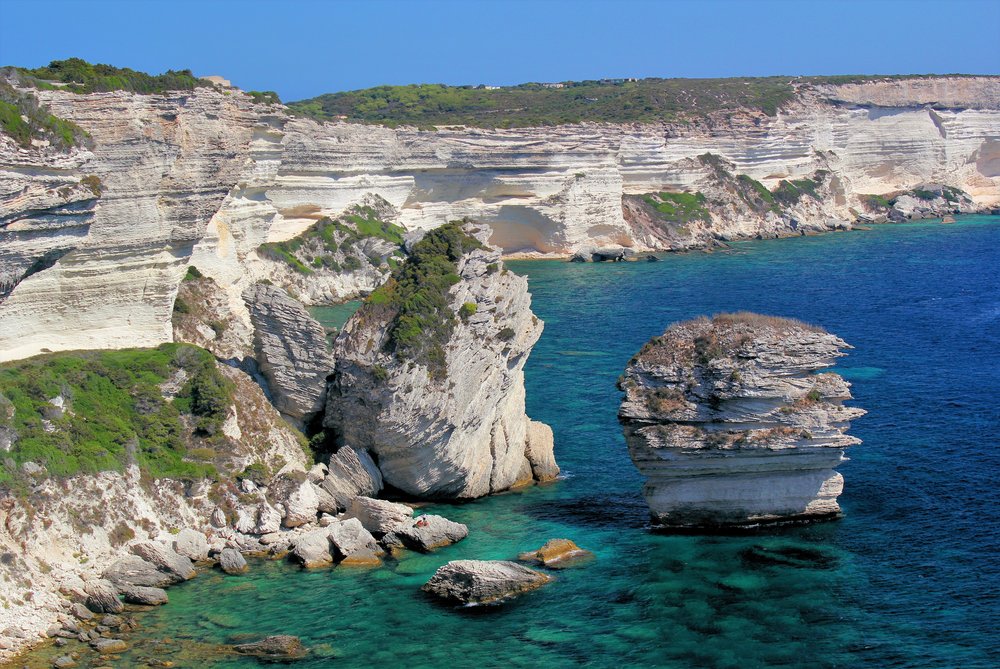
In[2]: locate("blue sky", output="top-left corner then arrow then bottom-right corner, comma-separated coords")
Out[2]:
1,0 -> 997,101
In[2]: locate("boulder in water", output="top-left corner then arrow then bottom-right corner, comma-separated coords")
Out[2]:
421,560 -> 551,604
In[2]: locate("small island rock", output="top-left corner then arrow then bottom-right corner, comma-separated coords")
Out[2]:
422,560 -> 551,604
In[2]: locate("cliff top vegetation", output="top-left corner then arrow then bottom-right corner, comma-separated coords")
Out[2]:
3,58 -> 209,94
360,221 -> 484,378
288,74 -> 981,129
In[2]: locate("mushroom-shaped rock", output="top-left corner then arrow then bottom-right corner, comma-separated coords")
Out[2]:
518,539 -> 593,568
421,560 -> 551,604
394,515 -> 469,552
327,518 -> 381,560
172,529 -> 209,562
289,529 -> 333,568
219,548 -> 248,575
103,556 -> 178,588
83,580 -> 123,614
345,497 -> 413,536
130,542 -> 195,581
233,635 -> 308,661
618,313 -> 866,529
117,585 -> 168,606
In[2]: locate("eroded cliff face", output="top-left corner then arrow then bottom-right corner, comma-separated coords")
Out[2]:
1,77 -> 998,361
325,224 -> 557,498
618,313 -> 865,529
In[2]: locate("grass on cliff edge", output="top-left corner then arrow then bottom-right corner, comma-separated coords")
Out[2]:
360,221 -> 484,379
0,80 -> 90,150
0,344 -> 233,487
6,58 -> 209,95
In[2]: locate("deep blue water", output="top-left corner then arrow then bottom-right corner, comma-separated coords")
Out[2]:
27,217 -> 1000,668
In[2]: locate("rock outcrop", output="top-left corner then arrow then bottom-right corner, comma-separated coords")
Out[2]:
618,312 -> 865,529
244,283 -> 334,422
325,223 -> 558,498
421,560 -> 551,604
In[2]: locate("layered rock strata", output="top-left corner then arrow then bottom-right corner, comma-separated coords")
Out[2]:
2,77 -> 998,361
325,224 -> 558,498
618,313 -> 865,529
244,282 -> 334,422
422,560 -> 551,604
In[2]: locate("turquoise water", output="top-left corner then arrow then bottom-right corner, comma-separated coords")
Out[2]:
308,301 -> 362,331
33,218 -> 1000,667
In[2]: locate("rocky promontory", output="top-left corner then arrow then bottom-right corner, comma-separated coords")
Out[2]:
618,313 -> 865,529
325,222 -> 558,498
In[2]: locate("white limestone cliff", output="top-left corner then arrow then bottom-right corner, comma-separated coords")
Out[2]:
0,77 -> 998,361
325,224 -> 557,498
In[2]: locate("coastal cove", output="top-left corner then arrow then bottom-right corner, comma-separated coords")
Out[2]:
17,216 -> 1000,668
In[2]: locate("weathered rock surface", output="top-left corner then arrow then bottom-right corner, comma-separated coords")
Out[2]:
233,635 -> 308,661
102,556 -> 178,588
327,518 -> 381,560
518,539 -> 593,568
421,560 -> 551,604
344,497 -> 414,537
289,529 -> 333,568
90,638 -> 127,654
618,312 -> 866,529
244,283 -> 334,422
130,542 -> 196,581
393,515 -> 469,553
117,584 -> 168,606
83,580 -> 123,614
321,447 -> 383,510
326,224 -> 557,498
172,529 -> 209,562
218,548 -> 248,575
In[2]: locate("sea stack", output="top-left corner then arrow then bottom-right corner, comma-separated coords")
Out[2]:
325,221 -> 557,498
618,312 -> 865,529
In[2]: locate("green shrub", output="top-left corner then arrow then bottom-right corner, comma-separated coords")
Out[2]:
642,191 -> 710,223
183,266 -> 203,281
0,80 -> 90,150
360,221 -> 483,378
288,76 -> 798,127
498,327 -> 516,341
459,302 -> 478,321
248,90 -> 281,105
0,344 -> 222,485
12,58 -> 209,94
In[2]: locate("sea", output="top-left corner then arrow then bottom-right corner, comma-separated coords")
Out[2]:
24,216 -> 1000,668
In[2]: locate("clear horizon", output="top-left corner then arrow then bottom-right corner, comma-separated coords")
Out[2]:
2,0 -> 998,101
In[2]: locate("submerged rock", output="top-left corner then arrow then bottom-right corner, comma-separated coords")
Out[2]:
325,223 -> 557,498
233,635 -> 308,661
618,312 -> 865,529
518,539 -> 593,568
421,560 -> 551,604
